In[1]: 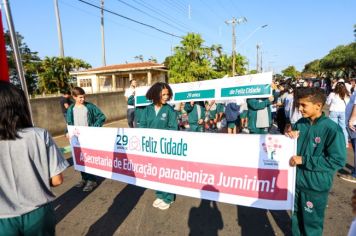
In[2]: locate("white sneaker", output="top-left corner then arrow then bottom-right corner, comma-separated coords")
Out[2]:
241,128 -> 250,134
152,198 -> 164,208
157,201 -> 171,210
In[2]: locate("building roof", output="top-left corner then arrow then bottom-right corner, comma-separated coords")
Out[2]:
70,62 -> 167,75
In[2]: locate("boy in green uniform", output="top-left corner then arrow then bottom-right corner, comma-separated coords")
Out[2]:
184,101 -> 205,132
286,87 -> 346,236
66,87 -> 106,192
139,82 -> 178,210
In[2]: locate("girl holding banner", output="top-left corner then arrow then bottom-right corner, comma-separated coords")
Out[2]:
139,82 -> 178,210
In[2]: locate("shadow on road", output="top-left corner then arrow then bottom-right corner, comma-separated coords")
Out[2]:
86,184 -> 145,236
188,185 -> 223,236
237,206 -> 291,236
53,177 -> 105,224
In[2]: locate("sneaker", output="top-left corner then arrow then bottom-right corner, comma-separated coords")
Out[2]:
75,180 -> 86,188
83,180 -> 97,192
152,198 -> 164,208
157,201 -> 171,210
339,174 -> 356,183
241,128 -> 250,134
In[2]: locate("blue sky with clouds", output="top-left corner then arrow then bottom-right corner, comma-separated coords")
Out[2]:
2,0 -> 355,73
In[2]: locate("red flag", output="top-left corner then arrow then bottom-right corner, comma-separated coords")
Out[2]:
0,8 -> 9,82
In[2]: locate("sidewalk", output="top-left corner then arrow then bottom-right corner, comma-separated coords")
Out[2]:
53,120 -> 354,236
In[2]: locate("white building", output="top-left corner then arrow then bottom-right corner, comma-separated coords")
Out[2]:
70,62 -> 168,93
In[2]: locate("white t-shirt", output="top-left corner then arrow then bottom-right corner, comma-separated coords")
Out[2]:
125,87 -> 135,109
346,83 -> 352,93
326,92 -> 350,112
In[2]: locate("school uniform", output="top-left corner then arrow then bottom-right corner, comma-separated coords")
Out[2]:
184,102 -> 205,132
127,95 -> 145,128
67,102 -> 106,183
139,104 -> 178,204
0,128 -> 69,235
247,98 -> 272,134
292,114 -> 346,236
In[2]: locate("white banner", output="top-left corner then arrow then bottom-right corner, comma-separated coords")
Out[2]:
135,72 -> 272,106
68,125 -> 296,210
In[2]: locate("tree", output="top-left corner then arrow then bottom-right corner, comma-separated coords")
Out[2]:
303,59 -> 325,78
168,33 -> 217,83
38,56 -> 91,93
5,31 -> 41,94
281,66 -> 300,79
213,53 -> 247,77
320,43 -> 356,78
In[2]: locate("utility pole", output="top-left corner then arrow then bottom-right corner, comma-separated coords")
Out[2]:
225,17 -> 247,76
101,0 -> 106,66
53,0 -> 64,57
256,44 -> 260,72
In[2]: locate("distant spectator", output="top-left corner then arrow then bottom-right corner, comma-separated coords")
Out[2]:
247,97 -> 273,134
125,79 -> 137,128
59,89 -> 72,120
326,82 -> 350,146
185,101 -> 205,132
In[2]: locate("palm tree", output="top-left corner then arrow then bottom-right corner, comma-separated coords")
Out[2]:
38,56 -> 91,93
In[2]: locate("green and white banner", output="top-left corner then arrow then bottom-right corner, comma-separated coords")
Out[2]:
135,72 -> 272,106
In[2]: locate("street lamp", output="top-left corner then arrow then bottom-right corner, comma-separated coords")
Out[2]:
225,17 -> 247,76
237,24 -> 268,49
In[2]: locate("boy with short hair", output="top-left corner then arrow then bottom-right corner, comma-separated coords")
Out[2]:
66,87 -> 106,192
286,87 -> 346,235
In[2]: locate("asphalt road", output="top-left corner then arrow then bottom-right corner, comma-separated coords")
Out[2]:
52,119 -> 355,236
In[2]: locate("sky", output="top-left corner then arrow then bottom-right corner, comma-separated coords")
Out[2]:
1,0 -> 355,73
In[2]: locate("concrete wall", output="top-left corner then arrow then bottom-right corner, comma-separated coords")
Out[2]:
30,91 -> 127,136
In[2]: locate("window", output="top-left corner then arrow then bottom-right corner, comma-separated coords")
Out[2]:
79,78 -> 92,87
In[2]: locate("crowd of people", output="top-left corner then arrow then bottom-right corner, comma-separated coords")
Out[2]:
2,76 -> 356,235
122,77 -> 355,235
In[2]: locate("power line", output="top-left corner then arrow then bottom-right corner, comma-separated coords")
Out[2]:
115,0 -> 187,33
197,0 -> 226,24
132,0 -> 191,32
77,0 -> 182,39
60,0 -> 174,43
157,0 -> 186,16
166,0 -> 186,12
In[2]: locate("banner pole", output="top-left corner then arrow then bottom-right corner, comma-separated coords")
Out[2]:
3,0 -> 33,124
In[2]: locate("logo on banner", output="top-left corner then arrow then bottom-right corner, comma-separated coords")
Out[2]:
261,136 -> 282,166
129,136 -> 141,151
